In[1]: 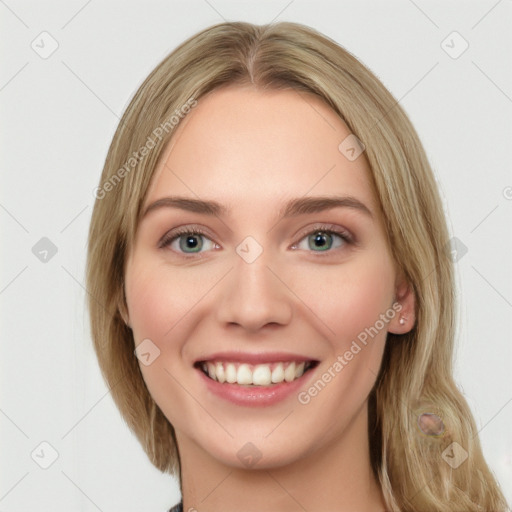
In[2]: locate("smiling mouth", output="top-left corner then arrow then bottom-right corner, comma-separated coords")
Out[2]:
194,360 -> 319,386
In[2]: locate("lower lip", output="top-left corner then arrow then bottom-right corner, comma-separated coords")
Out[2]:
196,365 -> 317,407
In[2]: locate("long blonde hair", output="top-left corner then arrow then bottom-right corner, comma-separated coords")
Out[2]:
86,21 -> 509,511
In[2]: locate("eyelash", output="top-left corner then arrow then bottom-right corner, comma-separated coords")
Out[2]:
159,223 -> 355,259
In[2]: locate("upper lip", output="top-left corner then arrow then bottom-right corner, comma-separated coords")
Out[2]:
194,351 -> 318,365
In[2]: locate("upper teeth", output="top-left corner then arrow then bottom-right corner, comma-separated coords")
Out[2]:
201,361 -> 310,386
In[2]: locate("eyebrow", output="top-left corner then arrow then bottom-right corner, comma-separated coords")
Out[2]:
142,195 -> 373,220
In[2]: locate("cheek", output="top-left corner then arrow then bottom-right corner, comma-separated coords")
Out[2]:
126,261 -> 205,342
290,251 -> 395,417
290,257 -> 394,433
124,262 -> 201,418
290,252 -> 395,346
125,258 -> 227,390
332,272 -> 392,344
126,267 -> 172,341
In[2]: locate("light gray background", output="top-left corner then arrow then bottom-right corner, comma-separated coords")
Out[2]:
1,1 -> 511,510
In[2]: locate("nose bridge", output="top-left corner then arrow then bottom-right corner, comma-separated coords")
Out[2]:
215,241 -> 293,331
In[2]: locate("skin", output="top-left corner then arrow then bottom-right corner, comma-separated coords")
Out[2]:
123,84 -> 416,512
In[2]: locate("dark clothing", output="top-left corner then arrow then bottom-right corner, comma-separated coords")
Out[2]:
168,501 -> 183,512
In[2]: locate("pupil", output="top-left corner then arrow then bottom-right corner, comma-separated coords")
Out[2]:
181,234 -> 201,252
311,232 -> 331,251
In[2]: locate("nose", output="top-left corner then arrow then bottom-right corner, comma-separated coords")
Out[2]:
215,251 -> 293,333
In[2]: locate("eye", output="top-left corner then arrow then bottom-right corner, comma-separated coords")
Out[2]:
291,224 -> 353,254
159,223 -> 354,258
159,227 -> 217,256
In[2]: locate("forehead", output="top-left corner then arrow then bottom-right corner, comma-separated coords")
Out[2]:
144,85 -> 377,215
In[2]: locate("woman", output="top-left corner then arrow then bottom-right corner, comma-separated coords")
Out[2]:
86,21 -> 509,512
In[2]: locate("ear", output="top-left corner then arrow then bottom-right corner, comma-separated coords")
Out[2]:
118,283 -> 131,329
388,271 -> 416,335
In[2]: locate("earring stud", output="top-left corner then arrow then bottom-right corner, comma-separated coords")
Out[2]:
399,316 -> 406,325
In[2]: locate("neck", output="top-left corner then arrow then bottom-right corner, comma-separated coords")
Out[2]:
176,403 -> 387,512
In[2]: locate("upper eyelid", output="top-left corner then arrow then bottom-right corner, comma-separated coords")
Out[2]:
294,223 -> 353,241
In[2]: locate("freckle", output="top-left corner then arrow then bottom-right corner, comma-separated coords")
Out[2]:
417,412 -> 445,436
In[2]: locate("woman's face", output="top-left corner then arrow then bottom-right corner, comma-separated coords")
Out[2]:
124,84 -> 413,469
